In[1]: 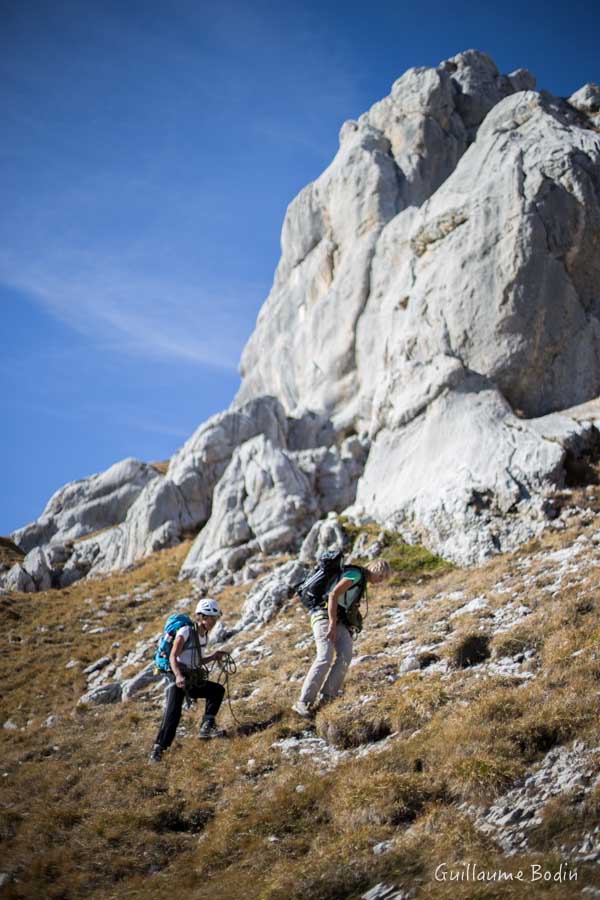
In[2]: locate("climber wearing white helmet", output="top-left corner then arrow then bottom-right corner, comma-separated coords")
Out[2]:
150,598 -> 227,763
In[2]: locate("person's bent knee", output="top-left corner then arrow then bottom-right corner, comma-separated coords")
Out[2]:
314,649 -> 333,666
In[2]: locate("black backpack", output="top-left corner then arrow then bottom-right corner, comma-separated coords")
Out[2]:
295,549 -> 344,611
296,552 -> 369,637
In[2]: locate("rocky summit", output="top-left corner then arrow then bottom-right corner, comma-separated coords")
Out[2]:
4,49 -> 600,591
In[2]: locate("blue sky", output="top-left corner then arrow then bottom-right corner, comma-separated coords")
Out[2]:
2,0 -> 597,535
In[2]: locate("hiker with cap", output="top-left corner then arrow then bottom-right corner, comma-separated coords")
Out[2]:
292,558 -> 392,717
149,598 -> 227,763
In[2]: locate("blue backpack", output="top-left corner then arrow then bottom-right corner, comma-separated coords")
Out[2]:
154,613 -> 194,673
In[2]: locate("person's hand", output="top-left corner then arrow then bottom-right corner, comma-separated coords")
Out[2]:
175,673 -> 186,689
326,624 -> 336,643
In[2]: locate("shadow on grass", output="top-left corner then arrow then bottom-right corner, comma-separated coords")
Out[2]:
233,711 -> 284,737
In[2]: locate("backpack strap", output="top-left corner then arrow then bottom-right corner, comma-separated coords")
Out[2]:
341,564 -> 369,620
359,567 -> 369,621
182,622 -> 203,670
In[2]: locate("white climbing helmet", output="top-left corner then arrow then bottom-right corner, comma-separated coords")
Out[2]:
195,597 -> 222,617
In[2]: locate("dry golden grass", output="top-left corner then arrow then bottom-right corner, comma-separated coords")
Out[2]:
490,622 -> 543,659
0,536 -> 24,567
444,631 -> 492,669
2,518 -> 600,898
149,460 -> 170,475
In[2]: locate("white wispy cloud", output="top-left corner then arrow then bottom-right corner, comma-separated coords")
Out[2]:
0,246 -> 260,371
1,0 -> 366,375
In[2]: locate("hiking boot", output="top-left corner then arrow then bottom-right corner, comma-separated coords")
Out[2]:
291,700 -> 312,718
149,744 -> 163,764
199,717 -> 226,740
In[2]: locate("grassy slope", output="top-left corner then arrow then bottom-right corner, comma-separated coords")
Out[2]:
1,516 -> 600,900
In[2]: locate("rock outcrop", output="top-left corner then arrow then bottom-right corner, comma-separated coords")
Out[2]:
179,430 -> 369,588
235,52 -> 545,427
235,51 -> 600,563
5,398 -> 367,590
179,435 -> 318,587
12,458 -> 159,553
234,559 -> 307,632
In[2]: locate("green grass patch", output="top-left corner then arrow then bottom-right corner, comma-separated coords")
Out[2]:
339,517 -> 453,584
383,541 -> 452,584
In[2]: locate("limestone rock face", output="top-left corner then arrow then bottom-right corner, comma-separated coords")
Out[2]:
569,83 -> 600,128
22,548 -> 53,591
59,529 -> 117,587
292,436 -> 370,515
91,400 -> 366,587
4,395 -> 369,591
89,479 -> 188,575
239,68 -> 600,430
235,51 -> 540,428
362,90 -> 600,428
5,563 -> 36,593
353,375 -> 559,563
167,396 -> 288,528
180,435 -> 319,586
235,559 -> 307,631
2,548 -> 52,593
299,514 -> 349,563
178,428 -> 369,590
60,397 -> 291,581
235,50 -> 600,563
355,392 -> 600,565
236,123 -> 401,428
12,459 -> 159,553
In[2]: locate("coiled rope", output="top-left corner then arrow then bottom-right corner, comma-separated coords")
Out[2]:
209,652 -> 242,726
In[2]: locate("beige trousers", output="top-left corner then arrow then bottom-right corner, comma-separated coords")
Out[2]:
299,617 -> 353,705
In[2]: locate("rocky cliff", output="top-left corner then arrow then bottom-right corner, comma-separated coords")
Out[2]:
236,50 -> 600,563
4,50 -> 600,590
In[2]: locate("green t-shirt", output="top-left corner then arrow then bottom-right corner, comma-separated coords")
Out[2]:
336,566 -> 365,610
310,566 -> 365,623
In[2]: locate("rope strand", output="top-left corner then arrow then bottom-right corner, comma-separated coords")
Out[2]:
209,652 -> 242,726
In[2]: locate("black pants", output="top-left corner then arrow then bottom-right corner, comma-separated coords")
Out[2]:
154,676 -> 225,750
